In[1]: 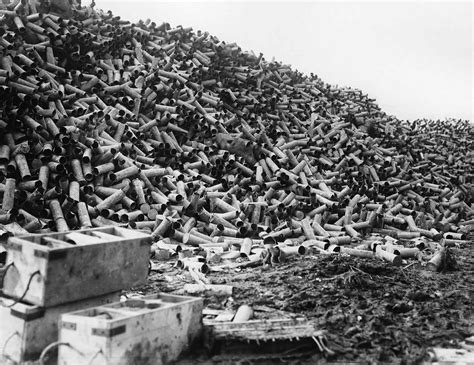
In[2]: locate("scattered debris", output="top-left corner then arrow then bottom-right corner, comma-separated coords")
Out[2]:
183,283 -> 234,297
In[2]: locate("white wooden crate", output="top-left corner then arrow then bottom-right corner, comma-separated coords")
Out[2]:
0,291 -> 120,364
3,226 -> 151,307
58,293 -> 203,365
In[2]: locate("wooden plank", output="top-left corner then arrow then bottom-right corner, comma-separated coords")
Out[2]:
429,347 -> 474,362
207,318 -> 325,341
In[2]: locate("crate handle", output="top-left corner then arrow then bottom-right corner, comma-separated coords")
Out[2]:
39,341 -> 85,365
1,331 -> 20,362
87,348 -> 106,365
0,262 -> 14,290
6,270 -> 41,308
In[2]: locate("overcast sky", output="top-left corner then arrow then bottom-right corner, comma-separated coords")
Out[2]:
91,1 -> 472,122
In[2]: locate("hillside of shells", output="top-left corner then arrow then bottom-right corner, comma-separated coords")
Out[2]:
0,0 -> 473,363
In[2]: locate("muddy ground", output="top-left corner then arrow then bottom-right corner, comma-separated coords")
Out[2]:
132,243 -> 474,364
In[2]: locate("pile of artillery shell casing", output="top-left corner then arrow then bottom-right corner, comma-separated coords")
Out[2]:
0,1 -> 472,263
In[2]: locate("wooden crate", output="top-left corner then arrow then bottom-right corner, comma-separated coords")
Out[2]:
2,226 -> 151,307
0,291 -> 120,364
58,293 -> 203,365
